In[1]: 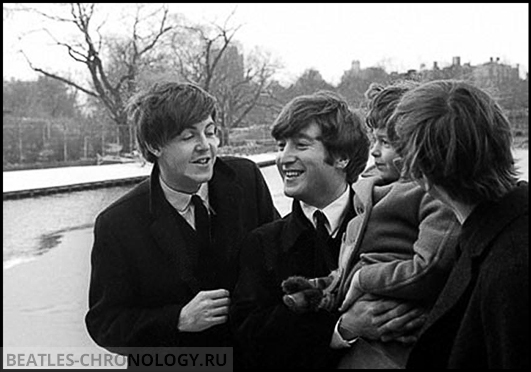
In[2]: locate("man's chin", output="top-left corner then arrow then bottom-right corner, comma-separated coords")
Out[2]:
199,176 -> 213,184
283,186 -> 299,199
193,171 -> 214,185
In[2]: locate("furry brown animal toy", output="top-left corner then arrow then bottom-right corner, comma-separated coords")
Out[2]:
281,271 -> 341,313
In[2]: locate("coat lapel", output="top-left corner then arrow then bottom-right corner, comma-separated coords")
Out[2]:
420,245 -> 473,332
208,158 -> 243,265
148,165 -> 201,293
149,159 -> 248,293
279,200 -> 313,254
338,177 -> 377,280
422,183 -> 529,332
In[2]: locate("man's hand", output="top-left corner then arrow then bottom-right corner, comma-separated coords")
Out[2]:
338,294 -> 426,343
339,285 -> 363,313
178,289 -> 230,332
338,271 -> 363,312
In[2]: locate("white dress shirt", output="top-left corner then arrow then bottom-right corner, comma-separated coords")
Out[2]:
299,185 -> 359,348
300,186 -> 350,238
159,176 -> 210,230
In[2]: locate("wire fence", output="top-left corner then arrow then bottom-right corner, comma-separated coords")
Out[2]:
2,117 -> 279,170
3,109 -> 528,170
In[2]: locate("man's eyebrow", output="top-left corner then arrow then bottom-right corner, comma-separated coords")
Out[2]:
293,133 -> 320,141
184,121 -> 216,132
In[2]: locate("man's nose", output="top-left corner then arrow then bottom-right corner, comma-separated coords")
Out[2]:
277,143 -> 297,164
370,142 -> 380,157
195,133 -> 210,150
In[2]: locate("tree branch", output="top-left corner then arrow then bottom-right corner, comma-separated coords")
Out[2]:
21,51 -> 98,97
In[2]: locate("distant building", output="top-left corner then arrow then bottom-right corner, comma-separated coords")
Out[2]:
350,60 -> 361,74
344,55 -> 524,86
473,56 -> 520,85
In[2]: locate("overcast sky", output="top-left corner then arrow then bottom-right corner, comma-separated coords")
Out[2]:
3,3 -> 529,85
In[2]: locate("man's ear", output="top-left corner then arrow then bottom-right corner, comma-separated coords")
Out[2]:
146,144 -> 161,158
418,174 -> 433,192
335,157 -> 349,170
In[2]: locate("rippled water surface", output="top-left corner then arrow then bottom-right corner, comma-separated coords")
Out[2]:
3,165 -> 292,269
3,151 -> 527,269
3,185 -> 134,268
1,154 -> 527,353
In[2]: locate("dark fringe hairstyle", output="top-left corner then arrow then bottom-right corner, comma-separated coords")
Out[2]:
271,90 -> 370,183
389,79 -> 519,204
126,82 -> 217,163
364,80 -> 419,135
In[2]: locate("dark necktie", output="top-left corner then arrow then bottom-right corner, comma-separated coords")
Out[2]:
191,194 -> 210,246
314,210 -> 329,238
314,210 -> 335,271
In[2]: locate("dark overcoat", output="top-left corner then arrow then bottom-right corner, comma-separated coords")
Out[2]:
407,182 -> 529,369
230,198 -> 355,369
85,156 -> 279,356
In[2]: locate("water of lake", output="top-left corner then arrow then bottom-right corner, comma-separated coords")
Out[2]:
2,151 -> 527,354
3,149 -> 528,270
2,166 -> 291,270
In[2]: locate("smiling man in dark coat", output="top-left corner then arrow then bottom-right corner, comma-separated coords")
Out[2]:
230,91 -> 372,369
85,82 -> 279,364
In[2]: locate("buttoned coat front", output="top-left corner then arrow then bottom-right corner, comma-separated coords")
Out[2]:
85,156 -> 279,355
230,199 -> 355,369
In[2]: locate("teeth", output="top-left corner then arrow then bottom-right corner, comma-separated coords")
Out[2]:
194,158 -> 209,164
284,170 -> 303,178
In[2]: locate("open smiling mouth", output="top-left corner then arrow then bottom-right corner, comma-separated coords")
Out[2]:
192,157 -> 210,165
284,170 -> 304,179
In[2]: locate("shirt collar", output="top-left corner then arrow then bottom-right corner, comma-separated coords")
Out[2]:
300,186 -> 350,237
159,176 -> 209,213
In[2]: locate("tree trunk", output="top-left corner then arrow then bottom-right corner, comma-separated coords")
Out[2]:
84,136 -> 88,158
118,124 -> 131,154
129,123 -> 135,153
63,128 -> 68,162
219,127 -> 230,147
101,123 -> 105,155
17,119 -> 23,163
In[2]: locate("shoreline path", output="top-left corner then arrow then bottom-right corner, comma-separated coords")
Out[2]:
4,149 -> 528,197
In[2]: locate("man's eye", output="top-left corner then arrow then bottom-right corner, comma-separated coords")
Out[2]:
381,139 -> 391,147
296,142 -> 310,149
205,126 -> 218,137
180,132 -> 194,140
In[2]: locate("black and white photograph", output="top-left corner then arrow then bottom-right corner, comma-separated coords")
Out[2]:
3,3 -> 528,370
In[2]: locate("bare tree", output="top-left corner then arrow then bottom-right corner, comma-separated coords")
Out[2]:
3,3 -> 24,21
13,3 -> 281,150
169,10 -> 241,90
212,46 -> 279,145
18,3 -> 174,152
168,14 -> 280,146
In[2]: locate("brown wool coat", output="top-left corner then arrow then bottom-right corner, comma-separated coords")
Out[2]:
338,176 -> 461,303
